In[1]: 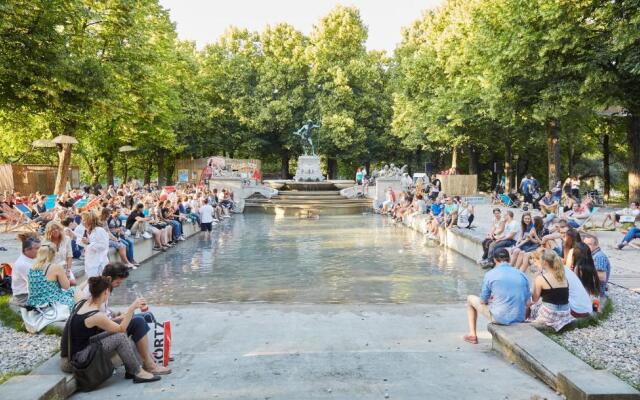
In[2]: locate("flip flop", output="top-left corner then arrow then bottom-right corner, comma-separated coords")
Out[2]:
463,335 -> 478,344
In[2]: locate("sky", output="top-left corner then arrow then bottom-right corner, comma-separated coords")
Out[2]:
158,0 -> 443,53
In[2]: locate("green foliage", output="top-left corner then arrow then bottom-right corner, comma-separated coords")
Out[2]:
1,1 -> 639,188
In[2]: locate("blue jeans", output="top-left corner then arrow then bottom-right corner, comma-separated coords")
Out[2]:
623,227 -> 640,244
168,220 -> 181,240
119,238 -> 134,262
488,239 -> 517,260
70,240 -> 82,259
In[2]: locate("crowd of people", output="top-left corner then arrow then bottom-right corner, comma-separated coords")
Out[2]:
370,172 -> 620,338
3,181 -> 239,387
375,174 -> 475,239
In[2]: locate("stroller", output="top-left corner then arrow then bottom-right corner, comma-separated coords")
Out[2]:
499,193 -> 522,208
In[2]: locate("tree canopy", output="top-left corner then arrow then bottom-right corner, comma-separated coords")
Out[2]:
1,0 -> 639,198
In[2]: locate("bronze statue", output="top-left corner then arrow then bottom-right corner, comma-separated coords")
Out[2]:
293,120 -> 320,156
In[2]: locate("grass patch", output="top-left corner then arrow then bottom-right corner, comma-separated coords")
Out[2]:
0,295 -> 63,336
0,369 -> 30,385
0,295 -> 26,331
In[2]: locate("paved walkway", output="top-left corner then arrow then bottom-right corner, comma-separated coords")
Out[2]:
72,304 -> 558,400
469,204 -> 640,293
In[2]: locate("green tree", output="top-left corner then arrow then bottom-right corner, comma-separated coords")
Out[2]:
307,6 -> 392,178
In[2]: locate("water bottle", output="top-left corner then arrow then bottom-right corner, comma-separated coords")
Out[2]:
133,284 -> 149,312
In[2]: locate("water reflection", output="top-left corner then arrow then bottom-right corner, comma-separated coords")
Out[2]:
109,214 -> 483,305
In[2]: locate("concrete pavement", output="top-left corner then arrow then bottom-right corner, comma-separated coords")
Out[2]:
73,304 -> 559,400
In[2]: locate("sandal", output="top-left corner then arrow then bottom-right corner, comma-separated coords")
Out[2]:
463,335 -> 478,344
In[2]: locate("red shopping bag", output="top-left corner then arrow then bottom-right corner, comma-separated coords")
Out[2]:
150,320 -> 172,367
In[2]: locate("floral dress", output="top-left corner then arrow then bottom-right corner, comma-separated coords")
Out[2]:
26,265 -> 75,311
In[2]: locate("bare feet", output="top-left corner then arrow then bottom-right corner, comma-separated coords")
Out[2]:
146,364 -> 172,375
136,369 -> 155,380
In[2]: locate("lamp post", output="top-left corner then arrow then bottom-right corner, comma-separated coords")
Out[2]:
118,145 -> 137,186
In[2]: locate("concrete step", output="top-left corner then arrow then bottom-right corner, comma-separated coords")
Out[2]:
277,191 -> 341,196
256,199 -> 371,206
275,195 -> 345,201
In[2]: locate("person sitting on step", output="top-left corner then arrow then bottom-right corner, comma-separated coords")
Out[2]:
62,262 -> 172,376
63,276 -> 161,384
26,244 -> 75,311
464,248 -> 530,344
527,249 -> 574,332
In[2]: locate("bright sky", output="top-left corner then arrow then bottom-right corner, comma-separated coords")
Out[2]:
159,0 -> 443,53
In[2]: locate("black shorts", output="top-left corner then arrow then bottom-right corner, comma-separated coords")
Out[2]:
200,222 -> 212,232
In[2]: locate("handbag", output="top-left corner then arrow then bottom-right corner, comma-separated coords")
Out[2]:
21,302 -> 70,333
66,300 -> 114,392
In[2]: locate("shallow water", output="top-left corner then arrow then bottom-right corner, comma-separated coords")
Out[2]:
109,214 -> 483,305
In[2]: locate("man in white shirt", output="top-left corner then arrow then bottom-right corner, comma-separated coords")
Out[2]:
199,198 -> 215,237
482,210 -> 520,268
11,235 -> 41,307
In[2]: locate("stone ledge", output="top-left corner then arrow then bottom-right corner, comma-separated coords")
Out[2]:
488,323 -> 640,400
0,374 -> 66,400
558,369 -> 640,400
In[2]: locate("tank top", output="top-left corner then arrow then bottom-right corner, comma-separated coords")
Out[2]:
69,309 -> 101,359
540,275 -> 569,306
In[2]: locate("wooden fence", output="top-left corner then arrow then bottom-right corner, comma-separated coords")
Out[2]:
436,174 -> 478,196
0,164 -> 80,194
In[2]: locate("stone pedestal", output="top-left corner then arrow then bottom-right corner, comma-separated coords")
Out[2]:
294,155 -> 325,182
375,177 -> 402,204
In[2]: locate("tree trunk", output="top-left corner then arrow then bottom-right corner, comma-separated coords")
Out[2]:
415,147 -> 422,174
54,143 -> 72,195
157,151 -> 166,186
490,153 -> 498,190
468,146 -> 479,175
365,160 -> 371,176
568,140 -> 575,177
106,154 -> 114,186
547,119 -> 561,190
603,130 -> 610,201
504,142 -> 512,192
628,114 -> 640,202
280,152 -> 290,179
123,159 -> 128,186
451,145 -> 458,172
327,157 -> 337,180
143,164 -> 152,185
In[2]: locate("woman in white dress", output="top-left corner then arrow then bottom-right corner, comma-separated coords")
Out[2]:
81,211 -> 110,278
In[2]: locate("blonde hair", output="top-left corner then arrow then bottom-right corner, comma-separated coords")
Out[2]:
44,220 -> 64,243
81,211 -> 99,231
540,249 -> 565,283
32,244 -> 56,271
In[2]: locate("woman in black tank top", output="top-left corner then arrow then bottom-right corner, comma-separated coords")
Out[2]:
527,249 -> 575,332
66,276 -> 161,384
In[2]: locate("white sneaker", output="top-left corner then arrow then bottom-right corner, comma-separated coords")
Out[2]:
212,220 -> 218,225
125,229 -> 131,237
142,232 -> 152,239
135,233 -> 141,239
223,215 -> 231,219
179,236 -> 186,241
